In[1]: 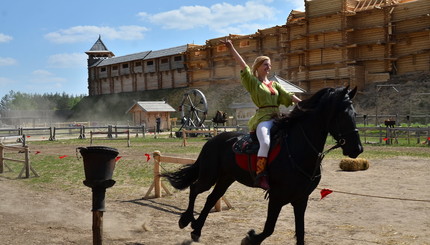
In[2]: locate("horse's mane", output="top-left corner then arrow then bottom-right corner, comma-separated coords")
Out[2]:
272,87 -> 346,140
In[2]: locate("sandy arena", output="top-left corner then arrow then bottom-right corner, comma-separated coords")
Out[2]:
1,147 -> 429,245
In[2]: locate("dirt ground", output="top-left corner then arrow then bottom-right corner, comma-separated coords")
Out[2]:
1,144 -> 429,245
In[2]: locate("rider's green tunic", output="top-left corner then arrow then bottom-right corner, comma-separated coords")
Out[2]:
240,65 -> 294,132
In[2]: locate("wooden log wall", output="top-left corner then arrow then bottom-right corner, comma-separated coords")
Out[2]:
86,0 -> 428,98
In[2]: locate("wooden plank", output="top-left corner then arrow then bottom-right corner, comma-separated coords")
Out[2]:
159,156 -> 195,165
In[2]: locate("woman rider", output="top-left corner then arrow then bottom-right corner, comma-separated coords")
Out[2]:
222,39 -> 301,190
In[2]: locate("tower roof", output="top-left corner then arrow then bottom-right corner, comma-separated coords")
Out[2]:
85,35 -> 114,56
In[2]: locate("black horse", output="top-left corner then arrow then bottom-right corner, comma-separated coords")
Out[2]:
162,86 -> 363,245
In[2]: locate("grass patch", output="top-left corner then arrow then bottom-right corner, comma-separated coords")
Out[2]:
1,135 -> 428,196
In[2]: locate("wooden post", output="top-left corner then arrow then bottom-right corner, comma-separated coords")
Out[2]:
24,145 -> 30,178
92,211 -> 103,245
127,130 -> 130,147
0,144 -> 3,173
153,151 -> 161,198
182,130 -> 187,146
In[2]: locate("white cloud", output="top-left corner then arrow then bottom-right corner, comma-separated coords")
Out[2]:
0,33 -> 13,43
138,1 -> 277,34
45,25 -> 149,43
48,53 -> 87,68
0,57 -> 17,66
31,69 -> 66,84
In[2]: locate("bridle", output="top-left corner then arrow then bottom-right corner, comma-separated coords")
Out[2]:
285,117 -> 358,182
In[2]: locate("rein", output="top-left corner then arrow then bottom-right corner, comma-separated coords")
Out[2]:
285,124 -> 342,182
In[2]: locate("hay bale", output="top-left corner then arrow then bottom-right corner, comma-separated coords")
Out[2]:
339,158 -> 370,171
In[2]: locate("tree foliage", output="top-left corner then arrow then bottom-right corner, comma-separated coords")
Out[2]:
0,90 -> 85,114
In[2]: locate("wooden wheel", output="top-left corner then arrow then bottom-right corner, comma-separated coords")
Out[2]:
179,89 -> 208,128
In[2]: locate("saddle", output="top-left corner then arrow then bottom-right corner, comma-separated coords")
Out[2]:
232,133 -> 281,172
232,133 -> 259,155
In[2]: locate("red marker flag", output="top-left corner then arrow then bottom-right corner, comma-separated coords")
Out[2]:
59,155 -> 68,159
383,137 -> 389,141
320,188 -> 333,200
115,156 -> 122,162
35,151 -> 41,154
144,153 -> 151,162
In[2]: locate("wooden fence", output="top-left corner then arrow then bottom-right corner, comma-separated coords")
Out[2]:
181,129 -> 218,147
0,136 -> 39,178
144,151 -> 232,212
358,126 -> 430,145
90,130 -> 131,147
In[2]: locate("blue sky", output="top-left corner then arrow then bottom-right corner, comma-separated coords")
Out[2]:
0,0 -> 304,99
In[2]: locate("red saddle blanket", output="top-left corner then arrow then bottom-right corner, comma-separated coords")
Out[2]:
234,144 -> 281,172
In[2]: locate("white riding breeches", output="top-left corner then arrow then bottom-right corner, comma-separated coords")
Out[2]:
256,119 -> 274,158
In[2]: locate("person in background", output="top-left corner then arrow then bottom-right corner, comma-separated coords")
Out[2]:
222,39 -> 301,190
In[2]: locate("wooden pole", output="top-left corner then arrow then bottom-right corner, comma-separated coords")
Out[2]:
153,151 -> 161,198
24,146 -> 30,178
92,211 -> 103,245
0,144 -> 4,173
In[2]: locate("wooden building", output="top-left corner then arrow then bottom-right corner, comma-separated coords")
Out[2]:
86,36 -> 199,96
282,0 -> 429,92
86,0 -> 429,96
126,101 -> 175,131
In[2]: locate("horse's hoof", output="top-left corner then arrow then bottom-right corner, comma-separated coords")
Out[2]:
178,213 -> 193,229
241,230 -> 259,245
191,231 -> 200,242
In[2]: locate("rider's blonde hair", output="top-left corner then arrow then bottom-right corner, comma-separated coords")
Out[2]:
252,56 -> 270,77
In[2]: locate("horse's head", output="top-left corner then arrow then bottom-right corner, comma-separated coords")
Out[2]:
327,86 -> 363,158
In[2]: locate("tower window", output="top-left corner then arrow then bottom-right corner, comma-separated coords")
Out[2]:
161,58 -> 168,64
147,60 -> 154,66
122,63 -> 129,69
174,56 -> 182,61
100,67 -> 106,72
112,66 -> 118,70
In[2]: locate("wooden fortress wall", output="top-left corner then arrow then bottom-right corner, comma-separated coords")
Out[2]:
186,0 -> 429,94
88,0 -> 428,96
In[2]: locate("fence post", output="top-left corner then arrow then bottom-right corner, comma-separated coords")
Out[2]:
0,144 -> 3,173
79,125 -> 86,139
153,151 -> 161,198
108,125 -> 113,138
24,145 -> 30,178
49,127 -> 54,141
427,127 -> 430,146
182,130 -> 187,147
416,130 -> 420,144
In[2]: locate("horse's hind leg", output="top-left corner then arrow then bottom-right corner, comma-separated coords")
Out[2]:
179,176 -> 216,229
191,178 -> 234,242
178,182 -> 198,229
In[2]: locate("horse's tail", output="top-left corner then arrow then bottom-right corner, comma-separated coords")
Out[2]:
161,160 -> 199,190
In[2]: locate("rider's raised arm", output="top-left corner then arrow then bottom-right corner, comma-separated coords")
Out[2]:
221,39 -> 247,71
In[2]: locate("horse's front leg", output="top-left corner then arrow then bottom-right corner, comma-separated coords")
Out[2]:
292,196 -> 309,245
241,197 -> 283,245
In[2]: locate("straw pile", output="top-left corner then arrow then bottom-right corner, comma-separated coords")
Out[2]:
339,158 -> 370,171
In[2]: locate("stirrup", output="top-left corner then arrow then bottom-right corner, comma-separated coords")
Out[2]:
254,171 -> 270,190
